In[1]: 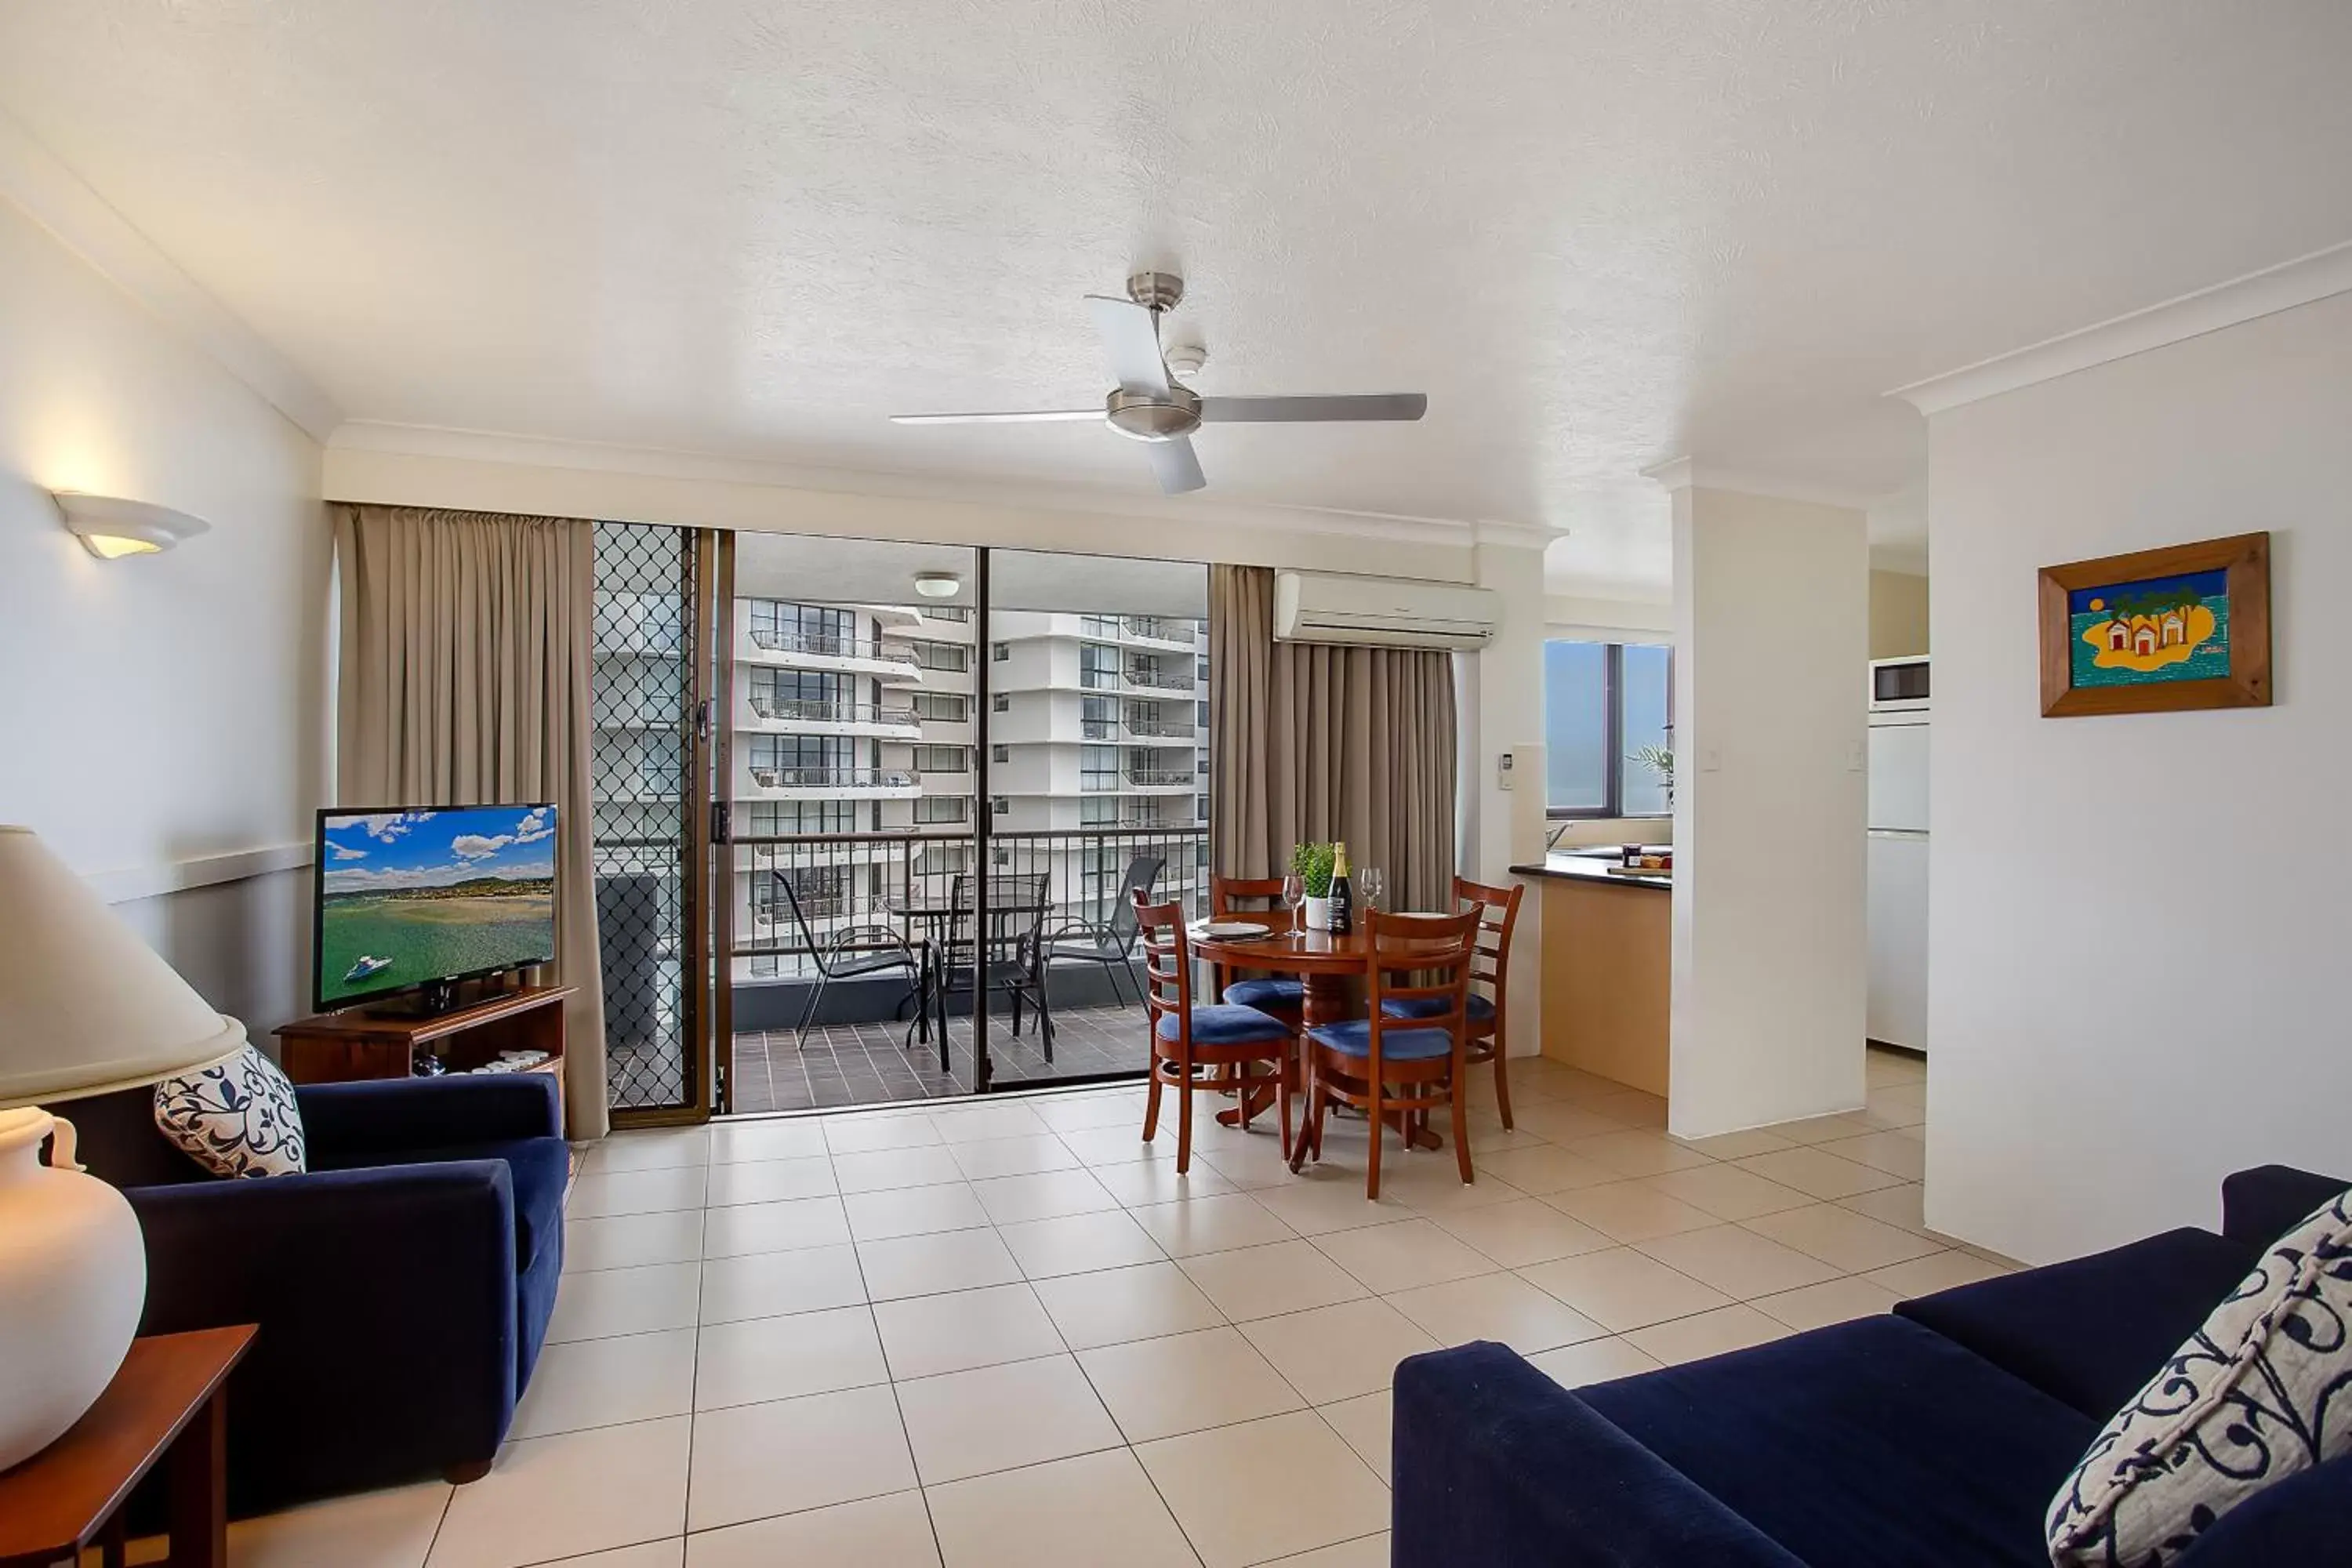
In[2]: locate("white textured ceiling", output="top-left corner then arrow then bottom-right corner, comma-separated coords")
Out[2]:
3,2 -> 2350,594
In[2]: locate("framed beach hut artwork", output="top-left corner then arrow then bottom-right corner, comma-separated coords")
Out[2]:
2038,532 -> 2271,717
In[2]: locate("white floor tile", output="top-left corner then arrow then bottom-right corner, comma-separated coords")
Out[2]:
1375,1161 -> 1527,1217
858,1227 -> 1026,1301
1541,1180 -> 1722,1243
1033,1260 -> 1225,1350
1519,1247 -> 1734,1333
969,1167 -> 1123,1225
1864,1248 -> 2011,1297
1240,1169 -> 1421,1237
698,1243 -> 868,1323
1733,1145 -> 1907,1200
1054,1123 -> 1172,1167
591,1127 -> 711,1173
1317,1392 -> 1394,1483
547,1261 -> 701,1344
1136,1410 -> 1388,1568
873,1281 -> 1067,1380
1238,1297 -> 1441,1404
1384,1269 -> 1607,1354
1836,1181 -> 1932,1235
1624,1303 -> 1792,1366
844,1181 -> 993,1242
710,1118 -> 829,1163
1259,1534 -> 1389,1567
1637,1164 -> 1816,1222
1817,1130 -> 1928,1181
1566,1129 -> 1716,1179
1429,1198 -> 1614,1269
1670,1128 -> 1797,1161
702,1154 -> 838,1207
227,1481 -> 449,1568
1131,1193 -> 1297,1258
895,1354 -> 1123,1485
1513,1101 -> 1635,1142
1178,1239 -> 1370,1322
1089,1157 -> 1239,1207
685,1385 -> 917,1533
924,1447 -> 1200,1568
826,1112 -> 946,1154
1740,1202 -> 1947,1273
1751,1274 -> 1906,1331
510,1327 -> 698,1439
538,1542 -> 683,1566
928,1101 -> 1054,1143
1473,1143 -> 1623,1196
1632,1225 -> 1842,1300
1032,1092 -> 1151,1133
686,1490 -> 938,1568
695,1303 -> 889,1408
996,1207 -> 1168,1279
568,1164 -> 710,1219
427,1417 -> 689,1568
833,1145 -> 971,1195
702,1196 -> 853,1258
567,1210 -> 704,1273
1525,1335 -> 1664,1388
1079,1324 -> 1305,1442
949,1132 -> 1084,1180
1311,1218 -> 1498,1294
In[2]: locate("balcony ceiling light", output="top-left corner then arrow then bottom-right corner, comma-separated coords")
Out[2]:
913,571 -> 961,600
54,492 -> 211,559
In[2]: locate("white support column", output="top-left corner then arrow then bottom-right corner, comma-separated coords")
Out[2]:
1469,522 -> 1553,1058
1654,464 -> 1870,1137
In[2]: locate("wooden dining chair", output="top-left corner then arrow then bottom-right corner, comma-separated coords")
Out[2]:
1299,907 -> 1483,1199
1134,892 -> 1295,1172
1208,874 -> 1305,1029
1380,877 -> 1525,1127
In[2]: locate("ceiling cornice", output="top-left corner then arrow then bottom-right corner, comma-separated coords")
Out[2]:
1472,518 -> 1559,550
1889,239 -> 2352,416
1641,458 -> 1884,511
0,106 -> 343,443
327,419 -> 1492,548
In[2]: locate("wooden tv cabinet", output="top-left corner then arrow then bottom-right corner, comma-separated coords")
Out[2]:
274,985 -> 572,1123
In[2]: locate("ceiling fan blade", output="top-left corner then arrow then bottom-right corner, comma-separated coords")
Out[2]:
1149,436 -> 1207,495
890,408 -> 1102,425
1198,394 -> 1428,423
1085,295 -> 1172,397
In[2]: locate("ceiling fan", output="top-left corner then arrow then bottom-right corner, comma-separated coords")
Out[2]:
891,271 -> 1428,495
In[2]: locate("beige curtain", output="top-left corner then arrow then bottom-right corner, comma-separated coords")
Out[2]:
332,505 -> 608,1140
1210,564 -> 1457,911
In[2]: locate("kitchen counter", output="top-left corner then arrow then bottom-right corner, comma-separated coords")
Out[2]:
1513,851 -> 1671,1096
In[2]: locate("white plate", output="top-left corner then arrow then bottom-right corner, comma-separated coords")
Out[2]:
1194,920 -> 1272,939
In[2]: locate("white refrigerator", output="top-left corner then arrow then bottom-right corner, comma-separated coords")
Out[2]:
1867,712 -> 1929,1052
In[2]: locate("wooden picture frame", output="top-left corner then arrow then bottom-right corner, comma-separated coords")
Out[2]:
2038,532 -> 2270,717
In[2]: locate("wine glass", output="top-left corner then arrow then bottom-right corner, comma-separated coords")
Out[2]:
1281,872 -> 1308,944
1357,866 -> 1385,914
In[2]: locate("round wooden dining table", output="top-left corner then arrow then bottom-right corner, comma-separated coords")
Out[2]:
1190,916 -> 1467,1152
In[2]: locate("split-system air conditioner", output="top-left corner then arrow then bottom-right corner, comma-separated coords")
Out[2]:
1272,572 -> 1500,651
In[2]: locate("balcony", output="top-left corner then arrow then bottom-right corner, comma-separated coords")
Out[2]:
1122,615 -> 1195,648
744,628 -> 921,679
745,691 -> 922,739
1122,767 -> 1196,793
747,765 -> 921,800
1123,662 -> 1192,694
1122,713 -> 1196,745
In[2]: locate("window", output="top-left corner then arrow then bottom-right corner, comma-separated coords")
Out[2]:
912,745 -> 967,773
1543,639 -> 1674,818
990,796 -> 1010,815
1080,615 -> 1120,640
1080,745 -> 1119,792
1080,797 -> 1120,826
745,802 -> 855,837
913,796 -> 968,824
1081,695 -> 1116,740
992,744 -> 1009,763
907,639 -> 969,673
924,605 -> 971,623
1196,699 -> 1210,727
748,601 -> 854,653
992,692 -> 1011,713
911,691 -> 967,722
992,642 -> 1010,662
1080,644 -> 1120,691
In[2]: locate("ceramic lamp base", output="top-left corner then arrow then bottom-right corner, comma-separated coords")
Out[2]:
0,1105 -> 147,1470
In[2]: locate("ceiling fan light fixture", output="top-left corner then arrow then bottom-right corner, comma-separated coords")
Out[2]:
913,571 -> 962,599
1105,386 -> 1203,442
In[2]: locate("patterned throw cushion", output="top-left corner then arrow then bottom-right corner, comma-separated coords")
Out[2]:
152,1043 -> 307,1178
2046,1190 -> 2352,1566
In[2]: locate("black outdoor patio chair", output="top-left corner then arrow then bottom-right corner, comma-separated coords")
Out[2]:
935,871 -> 1055,1059
770,871 -> 925,1047
1032,853 -> 1165,1026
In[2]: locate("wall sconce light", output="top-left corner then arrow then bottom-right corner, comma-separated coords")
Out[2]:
913,571 -> 962,599
54,492 -> 211,559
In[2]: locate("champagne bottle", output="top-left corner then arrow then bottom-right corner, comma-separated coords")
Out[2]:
1328,840 -> 1354,935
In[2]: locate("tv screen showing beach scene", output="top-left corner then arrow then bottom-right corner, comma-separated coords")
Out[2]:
315,804 -> 557,1007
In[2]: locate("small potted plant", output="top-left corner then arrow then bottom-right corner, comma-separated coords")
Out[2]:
1291,841 -> 1337,932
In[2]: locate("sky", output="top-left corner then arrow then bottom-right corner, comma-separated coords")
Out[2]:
321,806 -> 556,895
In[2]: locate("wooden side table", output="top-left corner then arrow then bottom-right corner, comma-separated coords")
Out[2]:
0,1324 -> 256,1568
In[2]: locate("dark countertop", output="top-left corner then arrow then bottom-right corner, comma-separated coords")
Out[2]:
1509,852 -> 1672,891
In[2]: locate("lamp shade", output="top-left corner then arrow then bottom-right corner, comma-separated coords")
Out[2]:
0,826 -> 245,1109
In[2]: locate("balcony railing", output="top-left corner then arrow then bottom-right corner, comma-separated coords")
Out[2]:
750,766 -> 917,790
1123,616 -> 1192,644
1123,768 -> 1194,787
1123,664 -> 1192,692
747,629 -> 920,667
1123,715 -> 1194,738
746,692 -> 919,728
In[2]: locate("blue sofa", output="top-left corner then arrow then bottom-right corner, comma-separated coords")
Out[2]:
1392,1165 -> 2352,1568
67,1073 -> 569,1514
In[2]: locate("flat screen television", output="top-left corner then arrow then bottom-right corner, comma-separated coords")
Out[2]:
313,804 -> 558,1013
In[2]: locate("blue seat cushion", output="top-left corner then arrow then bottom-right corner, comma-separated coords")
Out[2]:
1306,1018 -> 1456,1062
1223,977 -> 1305,1010
1577,1314 -> 2097,1568
1894,1225 -> 2260,1421
313,1135 -> 572,1271
1380,993 -> 1496,1024
1158,1004 -> 1294,1047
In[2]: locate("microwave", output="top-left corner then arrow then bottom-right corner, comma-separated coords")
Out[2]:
1869,656 -> 1930,713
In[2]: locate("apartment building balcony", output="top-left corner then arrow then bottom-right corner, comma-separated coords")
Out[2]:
1122,662 -> 1193,694
1121,712 -> 1197,746
1120,615 -> 1196,648
1121,766 -> 1196,793
743,691 -> 922,739
743,627 -> 923,681
746,765 -> 922,800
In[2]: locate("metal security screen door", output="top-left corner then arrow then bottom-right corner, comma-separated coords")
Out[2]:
592,521 -> 722,1124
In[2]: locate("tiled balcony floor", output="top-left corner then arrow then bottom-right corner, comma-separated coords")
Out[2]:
730,1004 -> 1150,1113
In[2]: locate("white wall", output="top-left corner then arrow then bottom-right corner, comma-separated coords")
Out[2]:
1869,569 -> 1930,659
1926,288 -> 2352,1264
0,197 -> 328,1032
1467,537 -> 1550,1057
1668,482 -> 1869,1138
